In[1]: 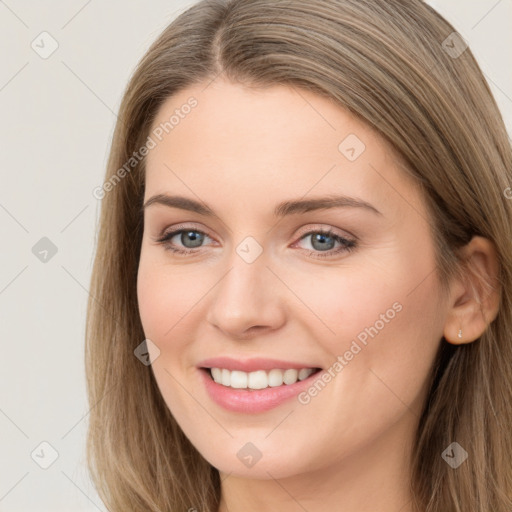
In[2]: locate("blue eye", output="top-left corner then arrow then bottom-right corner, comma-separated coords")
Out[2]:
298,230 -> 357,258
155,227 -> 357,259
156,229 -> 211,254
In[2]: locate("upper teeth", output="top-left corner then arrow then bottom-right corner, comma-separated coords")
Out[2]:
210,367 -> 316,389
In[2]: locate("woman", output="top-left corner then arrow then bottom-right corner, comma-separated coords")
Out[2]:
85,1 -> 512,511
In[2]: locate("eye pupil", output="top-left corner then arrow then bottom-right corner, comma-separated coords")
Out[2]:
182,231 -> 204,248
311,233 -> 335,251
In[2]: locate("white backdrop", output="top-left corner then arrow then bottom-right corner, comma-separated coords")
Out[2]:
0,1 -> 510,510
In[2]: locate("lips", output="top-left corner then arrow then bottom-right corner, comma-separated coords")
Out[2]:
198,364 -> 324,413
196,357 -> 324,413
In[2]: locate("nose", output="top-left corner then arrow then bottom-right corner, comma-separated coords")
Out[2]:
206,248 -> 286,340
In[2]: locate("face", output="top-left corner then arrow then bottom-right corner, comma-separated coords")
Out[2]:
137,78 -> 448,480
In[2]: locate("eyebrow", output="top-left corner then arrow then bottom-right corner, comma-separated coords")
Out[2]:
142,193 -> 382,218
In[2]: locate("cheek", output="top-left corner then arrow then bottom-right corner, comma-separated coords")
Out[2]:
287,271 -> 443,465
137,263 -> 168,341
319,264 -> 443,421
136,254 -> 217,406
136,258 -> 203,417
137,255 -> 203,341
294,245 -> 444,404
276,260 -> 410,354
315,235 -> 444,364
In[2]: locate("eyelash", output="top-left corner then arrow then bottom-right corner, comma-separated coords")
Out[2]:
155,226 -> 357,259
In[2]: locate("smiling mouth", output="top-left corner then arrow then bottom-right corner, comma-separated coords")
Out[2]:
200,367 -> 323,390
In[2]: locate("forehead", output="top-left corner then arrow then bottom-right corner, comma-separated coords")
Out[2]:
143,79 -> 422,219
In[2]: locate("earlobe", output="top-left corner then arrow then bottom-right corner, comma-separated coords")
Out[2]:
443,236 -> 501,345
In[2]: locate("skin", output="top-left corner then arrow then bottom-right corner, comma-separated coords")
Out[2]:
136,77 -> 500,512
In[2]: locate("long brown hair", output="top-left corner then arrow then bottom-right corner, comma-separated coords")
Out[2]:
85,1 -> 512,510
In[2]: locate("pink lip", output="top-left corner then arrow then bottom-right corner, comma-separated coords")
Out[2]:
197,356 -> 321,372
198,367 -> 323,414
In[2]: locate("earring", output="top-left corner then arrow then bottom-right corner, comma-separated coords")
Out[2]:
458,328 -> 462,339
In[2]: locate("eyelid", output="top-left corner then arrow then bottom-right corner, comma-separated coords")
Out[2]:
155,222 -> 355,244
294,223 -> 356,241
156,222 -> 216,241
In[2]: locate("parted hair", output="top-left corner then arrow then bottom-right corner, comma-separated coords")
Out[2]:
85,1 -> 512,510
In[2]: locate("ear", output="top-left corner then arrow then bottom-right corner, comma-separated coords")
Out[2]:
443,236 -> 501,345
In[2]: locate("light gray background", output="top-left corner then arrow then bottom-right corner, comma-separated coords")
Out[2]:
0,1 -> 510,510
